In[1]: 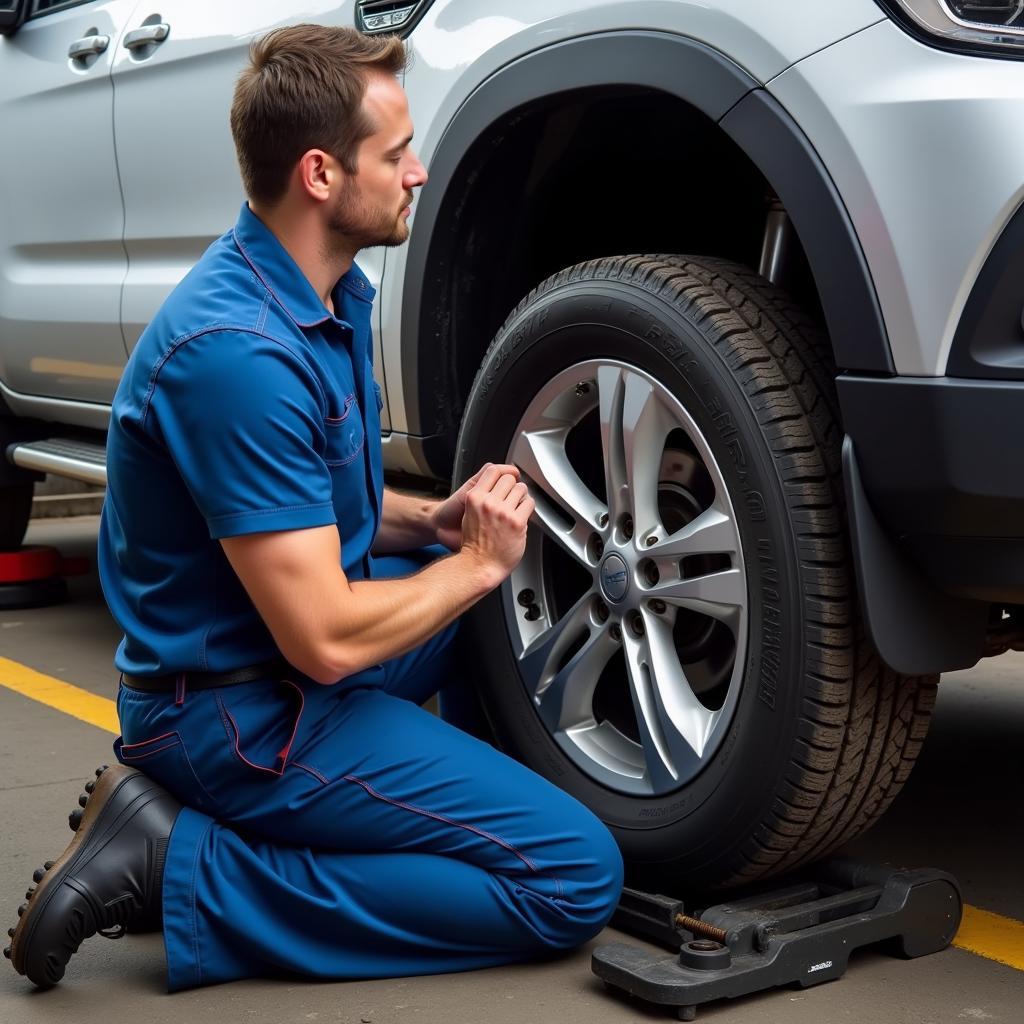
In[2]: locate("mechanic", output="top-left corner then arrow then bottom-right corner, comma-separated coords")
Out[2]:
7,24 -> 623,991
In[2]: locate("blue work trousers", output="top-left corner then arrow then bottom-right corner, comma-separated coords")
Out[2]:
114,553 -> 624,991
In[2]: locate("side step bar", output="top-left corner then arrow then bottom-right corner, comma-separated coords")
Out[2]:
6,439 -> 107,487
6,432 -> 439,489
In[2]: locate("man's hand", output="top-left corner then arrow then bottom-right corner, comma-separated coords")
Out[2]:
431,462 -> 522,550
457,465 -> 534,587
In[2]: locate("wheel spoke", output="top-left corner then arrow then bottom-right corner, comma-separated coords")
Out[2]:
643,615 -> 715,760
622,633 -> 675,792
622,371 -> 670,538
535,627 -> 618,733
517,591 -> 594,698
512,429 -> 605,565
649,567 -> 745,626
648,507 -> 739,561
598,365 -> 628,524
623,618 -> 711,789
530,491 -> 594,564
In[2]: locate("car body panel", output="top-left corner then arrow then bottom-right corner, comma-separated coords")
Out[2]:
0,0 -> 883,421
379,0 -> 884,434
109,0 -> 392,424
0,0 -> 139,404
1,1 -> 1020,425
770,18 -> 1024,376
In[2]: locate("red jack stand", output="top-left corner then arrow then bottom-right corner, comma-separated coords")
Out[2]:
0,546 -> 89,610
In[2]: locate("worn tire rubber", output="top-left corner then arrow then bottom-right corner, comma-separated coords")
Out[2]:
0,482 -> 33,551
454,254 -> 937,890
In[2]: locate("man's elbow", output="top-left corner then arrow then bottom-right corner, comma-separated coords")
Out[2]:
286,642 -> 358,687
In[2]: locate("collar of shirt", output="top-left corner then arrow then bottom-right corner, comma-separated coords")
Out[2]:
230,202 -> 376,331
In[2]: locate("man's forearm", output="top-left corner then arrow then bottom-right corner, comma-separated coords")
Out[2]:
372,487 -> 440,554
322,549 -> 499,680
221,467 -> 531,686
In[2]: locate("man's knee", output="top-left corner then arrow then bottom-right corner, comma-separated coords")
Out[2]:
579,817 -> 625,935
544,810 -> 624,951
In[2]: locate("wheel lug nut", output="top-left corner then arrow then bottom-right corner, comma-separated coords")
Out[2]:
650,599 -> 667,614
588,534 -> 604,561
620,517 -> 634,540
598,512 -> 609,528
516,588 -> 535,607
610,623 -> 622,642
641,559 -> 660,586
595,599 -> 609,623
628,611 -> 645,637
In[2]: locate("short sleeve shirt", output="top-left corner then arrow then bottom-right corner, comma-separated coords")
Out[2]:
98,204 -> 384,676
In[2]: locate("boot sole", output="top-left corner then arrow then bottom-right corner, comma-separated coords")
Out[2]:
9,764 -> 147,985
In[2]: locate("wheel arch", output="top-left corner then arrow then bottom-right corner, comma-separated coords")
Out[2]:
400,30 -> 894,477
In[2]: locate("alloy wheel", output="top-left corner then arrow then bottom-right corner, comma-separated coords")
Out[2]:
504,359 -> 748,796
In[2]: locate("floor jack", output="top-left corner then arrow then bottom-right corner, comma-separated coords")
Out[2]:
593,858 -> 962,1020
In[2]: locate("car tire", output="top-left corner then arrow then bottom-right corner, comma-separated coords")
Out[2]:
0,482 -> 33,551
453,254 -> 937,890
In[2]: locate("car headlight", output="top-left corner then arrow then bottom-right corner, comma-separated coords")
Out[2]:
878,0 -> 1024,56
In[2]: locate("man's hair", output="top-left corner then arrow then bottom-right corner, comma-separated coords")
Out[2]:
230,24 -> 408,205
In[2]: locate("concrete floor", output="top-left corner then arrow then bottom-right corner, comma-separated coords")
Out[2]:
1,516 -> 1022,1023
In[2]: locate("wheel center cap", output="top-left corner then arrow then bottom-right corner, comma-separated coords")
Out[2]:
599,553 -> 630,603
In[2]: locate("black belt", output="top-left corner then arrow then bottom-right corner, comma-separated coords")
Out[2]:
121,658 -> 288,693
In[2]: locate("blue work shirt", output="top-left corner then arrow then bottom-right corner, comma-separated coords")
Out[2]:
98,204 -> 384,676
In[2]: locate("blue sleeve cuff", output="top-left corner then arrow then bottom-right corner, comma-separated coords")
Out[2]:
207,501 -> 337,539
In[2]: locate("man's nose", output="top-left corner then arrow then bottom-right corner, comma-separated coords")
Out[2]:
406,150 -> 428,188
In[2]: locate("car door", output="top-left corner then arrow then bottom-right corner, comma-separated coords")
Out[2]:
111,1 -> 387,415
0,0 -> 140,405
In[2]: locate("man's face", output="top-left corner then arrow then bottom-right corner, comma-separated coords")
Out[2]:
329,73 -> 427,250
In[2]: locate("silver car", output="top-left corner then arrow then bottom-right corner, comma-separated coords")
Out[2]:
3,0 -> 1023,890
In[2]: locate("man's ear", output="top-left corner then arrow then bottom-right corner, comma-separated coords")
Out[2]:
295,149 -> 340,204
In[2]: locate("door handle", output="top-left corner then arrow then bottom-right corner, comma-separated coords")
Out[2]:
68,34 -> 110,60
123,23 -> 169,50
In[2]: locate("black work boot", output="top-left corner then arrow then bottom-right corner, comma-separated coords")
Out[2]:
5,764 -> 180,988
66,766 -> 162,934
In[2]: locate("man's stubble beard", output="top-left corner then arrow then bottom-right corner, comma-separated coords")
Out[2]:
328,178 -> 411,254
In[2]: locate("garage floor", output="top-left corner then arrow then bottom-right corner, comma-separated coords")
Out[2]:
1,517 -> 1021,1024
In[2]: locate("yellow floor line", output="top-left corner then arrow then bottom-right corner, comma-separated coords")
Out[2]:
954,903 -> 1024,972
1,655 -> 1023,972
0,656 -> 117,735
